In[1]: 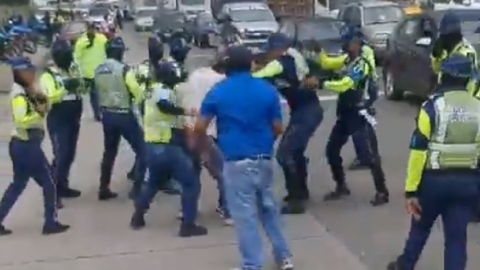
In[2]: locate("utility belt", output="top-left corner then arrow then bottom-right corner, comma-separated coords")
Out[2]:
101,106 -> 130,114
12,128 -> 45,142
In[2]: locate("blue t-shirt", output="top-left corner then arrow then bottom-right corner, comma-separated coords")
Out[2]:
200,72 -> 282,160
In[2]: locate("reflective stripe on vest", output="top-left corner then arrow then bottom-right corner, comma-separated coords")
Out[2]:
95,59 -> 131,110
426,91 -> 480,169
143,83 -> 182,143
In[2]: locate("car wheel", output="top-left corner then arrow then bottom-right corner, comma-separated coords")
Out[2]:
383,69 -> 403,100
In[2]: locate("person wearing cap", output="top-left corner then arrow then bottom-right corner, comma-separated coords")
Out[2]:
178,56 -> 233,225
130,61 -> 207,238
195,45 -> 294,270
311,25 -> 389,206
0,57 -> 69,236
317,24 -> 378,171
41,38 -> 86,200
387,54 -> 480,270
253,32 -> 322,214
74,22 -> 108,121
431,11 -> 478,94
94,37 -> 145,200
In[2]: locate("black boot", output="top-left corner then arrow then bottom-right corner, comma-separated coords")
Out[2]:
58,187 -> 81,198
130,210 -> 146,230
179,222 -> 208,237
98,189 -> 118,201
42,222 -> 70,235
324,165 -> 350,201
371,192 -> 389,206
0,224 -> 12,236
281,200 -> 306,215
386,257 -> 406,270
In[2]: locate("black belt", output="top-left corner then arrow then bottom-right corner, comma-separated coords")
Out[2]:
226,154 -> 272,161
101,107 -> 130,114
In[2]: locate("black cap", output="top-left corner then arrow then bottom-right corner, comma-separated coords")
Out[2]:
224,45 -> 252,73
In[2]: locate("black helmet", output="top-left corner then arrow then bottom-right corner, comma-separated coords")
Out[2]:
154,61 -> 182,87
105,36 -> 126,61
50,38 -> 73,69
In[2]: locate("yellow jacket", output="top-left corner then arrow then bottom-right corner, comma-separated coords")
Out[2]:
74,33 -> 108,79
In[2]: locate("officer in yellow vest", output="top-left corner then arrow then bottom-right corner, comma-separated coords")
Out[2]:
387,54 -> 480,270
130,62 -> 207,237
94,37 -> 145,200
41,39 -> 85,200
431,11 -> 478,95
74,23 -> 108,121
0,57 -> 69,236
318,24 -> 379,171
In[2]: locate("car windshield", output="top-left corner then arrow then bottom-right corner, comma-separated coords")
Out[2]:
89,8 -> 108,16
137,9 -> 157,17
364,6 -> 403,25
229,8 -> 274,22
297,21 -> 342,40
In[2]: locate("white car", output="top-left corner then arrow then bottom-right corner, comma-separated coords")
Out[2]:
134,7 -> 157,31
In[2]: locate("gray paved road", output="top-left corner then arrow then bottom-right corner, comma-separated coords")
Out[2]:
0,22 -> 478,270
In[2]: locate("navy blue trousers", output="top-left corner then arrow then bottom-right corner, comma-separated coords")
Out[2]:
47,100 -> 82,191
0,138 -> 57,227
399,171 -> 479,270
100,110 -> 146,192
276,103 -> 323,201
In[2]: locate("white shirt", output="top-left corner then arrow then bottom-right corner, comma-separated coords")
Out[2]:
177,67 -> 225,137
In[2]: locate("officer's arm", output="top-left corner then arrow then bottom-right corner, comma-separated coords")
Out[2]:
323,60 -> 370,93
317,50 -> 348,71
405,102 -> 434,197
195,87 -> 219,135
11,96 -> 43,128
252,60 -> 283,78
39,72 -> 66,104
430,51 -> 447,75
155,87 -> 186,115
97,33 -> 108,47
125,69 -> 143,104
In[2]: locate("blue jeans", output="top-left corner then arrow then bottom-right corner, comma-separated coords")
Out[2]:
224,158 -> 291,270
136,143 -> 201,224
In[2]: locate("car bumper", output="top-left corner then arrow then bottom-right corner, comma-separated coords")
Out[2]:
135,25 -> 153,31
240,38 -> 267,47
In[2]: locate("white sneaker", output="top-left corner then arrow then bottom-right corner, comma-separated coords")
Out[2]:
278,258 -> 294,270
223,218 -> 234,226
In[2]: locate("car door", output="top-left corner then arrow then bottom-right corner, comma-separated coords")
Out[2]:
391,18 -> 422,91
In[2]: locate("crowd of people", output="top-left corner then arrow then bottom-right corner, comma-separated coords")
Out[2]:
0,9 -> 479,270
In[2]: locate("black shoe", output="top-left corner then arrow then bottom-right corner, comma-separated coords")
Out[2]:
58,187 -> 81,198
130,211 -> 146,230
323,185 -> 351,201
386,257 -> 406,270
179,223 -> 208,237
370,192 -> 389,206
42,222 -> 70,235
281,200 -> 306,215
98,190 -> 118,201
348,158 -> 369,171
0,224 -> 12,236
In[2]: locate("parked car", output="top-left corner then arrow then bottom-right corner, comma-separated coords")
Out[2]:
278,16 -> 343,78
87,7 -> 110,23
134,7 -> 157,31
192,12 -> 217,47
382,9 -> 480,100
153,10 -> 190,42
337,0 -> 405,60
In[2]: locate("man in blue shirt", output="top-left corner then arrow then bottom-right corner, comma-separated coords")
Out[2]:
194,45 -> 294,270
